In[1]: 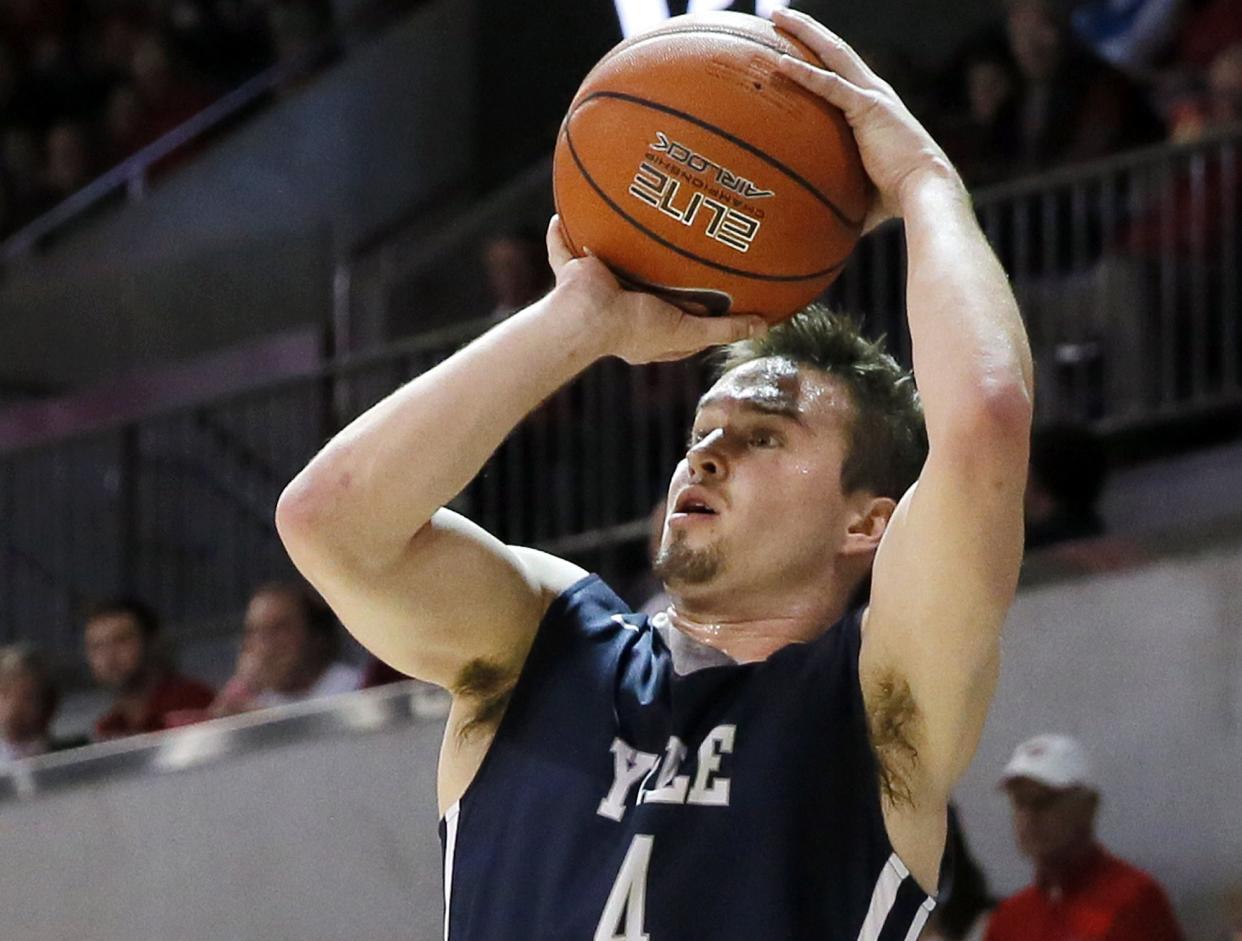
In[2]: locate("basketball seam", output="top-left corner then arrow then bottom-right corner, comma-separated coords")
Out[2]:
561,125 -> 848,284
573,90 -> 865,231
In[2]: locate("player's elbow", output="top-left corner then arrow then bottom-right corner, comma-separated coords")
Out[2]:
275,470 -> 356,571
276,478 -> 324,576
945,377 -> 1033,460
983,380 -> 1032,446
276,473 -> 321,545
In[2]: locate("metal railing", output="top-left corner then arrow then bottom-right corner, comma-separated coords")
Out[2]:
2,127 -> 1240,663
352,128 -> 1241,426
971,127 -> 1240,428
0,680 -> 446,803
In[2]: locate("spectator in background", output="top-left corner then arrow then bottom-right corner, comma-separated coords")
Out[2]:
1025,424 -> 1109,550
482,226 -> 555,320
0,645 -> 82,763
83,8 -> 145,90
210,581 -> 360,715
0,0 -> 70,63
1167,41 -> 1242,140
938,43 -> 1021,187
1202,40 -> 1242,125
1171,0 -> 1242,75
1070,0 -> 1188,77
1121,40 -> 1242,288
924,805 -> 995,941
36,120 -> 94,210
0,0 -> 346,243
102,81 -> 148,166
83,597 -> 215,739
986,734 -> 1184,941
1003,0 -> 1164,174
128,30 -> 213,145
12,18 -> 101,136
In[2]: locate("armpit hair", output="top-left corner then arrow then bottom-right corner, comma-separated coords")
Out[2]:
452,657 -> 518,743
867,670 -> 921,811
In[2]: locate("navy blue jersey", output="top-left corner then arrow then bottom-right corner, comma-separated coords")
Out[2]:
439,575 -> 936,940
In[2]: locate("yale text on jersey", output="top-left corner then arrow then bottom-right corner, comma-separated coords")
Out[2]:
596,725 -> 736,821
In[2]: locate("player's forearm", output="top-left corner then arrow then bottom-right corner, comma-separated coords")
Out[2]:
900,172 -> 1034,441
277,288 -> 605,568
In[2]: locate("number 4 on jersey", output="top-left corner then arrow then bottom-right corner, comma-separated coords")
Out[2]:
594,834 -> 654,941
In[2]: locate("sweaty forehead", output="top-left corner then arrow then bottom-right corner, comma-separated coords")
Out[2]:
699,357 -> 850,424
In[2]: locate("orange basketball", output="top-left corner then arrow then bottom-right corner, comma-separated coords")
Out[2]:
552,11 -> 870,325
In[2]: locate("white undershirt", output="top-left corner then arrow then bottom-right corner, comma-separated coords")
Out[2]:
650,611 -> 736,676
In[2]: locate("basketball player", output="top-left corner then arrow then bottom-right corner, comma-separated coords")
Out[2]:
276,10 -> 1033,939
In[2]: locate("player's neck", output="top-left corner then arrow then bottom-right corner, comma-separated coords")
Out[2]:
662,593 -> 849,662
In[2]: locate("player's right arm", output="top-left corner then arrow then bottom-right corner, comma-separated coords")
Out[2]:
275,218 -> 765,695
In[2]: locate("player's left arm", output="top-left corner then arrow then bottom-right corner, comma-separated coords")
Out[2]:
862,176 -> 1032,805
774,9 -> 1034,803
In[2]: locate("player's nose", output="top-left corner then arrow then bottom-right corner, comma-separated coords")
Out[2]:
687,434 -> 728,481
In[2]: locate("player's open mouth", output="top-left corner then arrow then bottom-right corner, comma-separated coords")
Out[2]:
671,489 -> 720,517
677,502 -> 714,514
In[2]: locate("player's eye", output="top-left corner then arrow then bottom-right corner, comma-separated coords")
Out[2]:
749,429 -> 780,448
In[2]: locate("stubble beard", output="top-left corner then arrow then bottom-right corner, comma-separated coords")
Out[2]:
653,530 -> 724,586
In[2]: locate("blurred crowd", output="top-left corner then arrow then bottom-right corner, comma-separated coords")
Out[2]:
0,579 -> 406,763
0,0 -> 335,238
5,0 -> 1241,245
926,0 -> 1242,189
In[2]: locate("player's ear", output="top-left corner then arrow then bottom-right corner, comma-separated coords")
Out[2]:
841,495 -> 896,557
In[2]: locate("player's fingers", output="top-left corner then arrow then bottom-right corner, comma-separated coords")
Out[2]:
776,56 -> 873,117
770,9 -> 873,88
546,214 -> 574,271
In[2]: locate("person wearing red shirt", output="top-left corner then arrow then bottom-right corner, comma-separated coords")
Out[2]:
82,597 -> 214,740
986,734 -> 1184,941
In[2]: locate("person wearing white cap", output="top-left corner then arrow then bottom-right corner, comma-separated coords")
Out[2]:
984,733 -> 1183,941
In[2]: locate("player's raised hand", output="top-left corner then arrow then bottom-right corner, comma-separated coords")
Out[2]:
771,8 -> 962,230
545,215 -> 767,365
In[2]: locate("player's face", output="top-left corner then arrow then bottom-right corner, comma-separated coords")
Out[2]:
657,358 -> 859,600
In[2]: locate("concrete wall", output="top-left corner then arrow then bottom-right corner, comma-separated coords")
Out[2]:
0,708 -> 446,941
